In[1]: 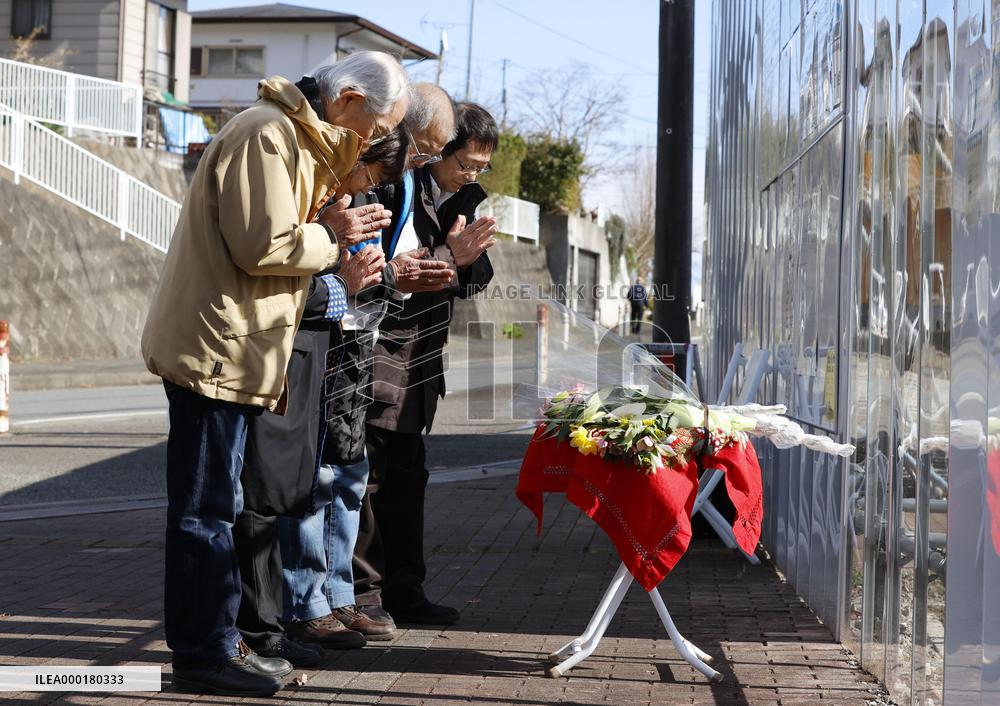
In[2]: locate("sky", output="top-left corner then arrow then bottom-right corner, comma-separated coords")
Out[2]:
187,0 -> 711,293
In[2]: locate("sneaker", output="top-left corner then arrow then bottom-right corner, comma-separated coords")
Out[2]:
172,642 -> 286,696
256,636 -> 325,668
383,598 -> 460,626
285,614 -> 366,649
332,605 -> 396,641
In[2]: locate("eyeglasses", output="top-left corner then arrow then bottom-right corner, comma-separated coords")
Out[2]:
363,114 -> 394,149
363,164 -> 378,190
453,153 -> 491,176
401,122 -> 442,167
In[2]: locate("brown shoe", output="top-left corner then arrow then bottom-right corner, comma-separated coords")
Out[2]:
285,614 -> 366,650
332,605 -> 397,641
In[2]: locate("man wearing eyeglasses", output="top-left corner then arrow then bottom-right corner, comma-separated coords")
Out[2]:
360,102 -> 499,627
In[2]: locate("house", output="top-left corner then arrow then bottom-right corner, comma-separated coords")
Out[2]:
0,0 -> 191,102
189,3 -> 436,113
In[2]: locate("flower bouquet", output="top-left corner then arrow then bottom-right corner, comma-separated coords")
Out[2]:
538,385 -> 854,475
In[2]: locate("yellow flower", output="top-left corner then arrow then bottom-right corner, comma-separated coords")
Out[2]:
642,419 -> 655,427
569,426 -> 599,455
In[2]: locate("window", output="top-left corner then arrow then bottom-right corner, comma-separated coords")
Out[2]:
189,46 -> 202,75
192,47 -> 265,77
11,0 -> 51,39
154,5 -> 175,82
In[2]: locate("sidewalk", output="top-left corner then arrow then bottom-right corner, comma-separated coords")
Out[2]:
9,358 -> 156,392
0,472 -> 889,705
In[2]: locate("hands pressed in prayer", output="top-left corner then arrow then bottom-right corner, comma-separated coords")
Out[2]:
319,194 -> 393,249
389,248 -> 455,293
338,245 -> 385,294
445,215 -> 498,268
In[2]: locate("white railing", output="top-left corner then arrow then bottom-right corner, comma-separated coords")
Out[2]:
0,58 -> 143,140
478,194 -> 540,244
0,105 -> 179,252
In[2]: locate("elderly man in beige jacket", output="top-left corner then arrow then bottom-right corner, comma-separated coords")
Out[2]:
140,51 -> 408,697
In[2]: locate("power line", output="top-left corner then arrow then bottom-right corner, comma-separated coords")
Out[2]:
487,0 -> 650,73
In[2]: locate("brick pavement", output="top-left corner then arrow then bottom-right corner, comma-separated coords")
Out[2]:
0,474 -> 891,705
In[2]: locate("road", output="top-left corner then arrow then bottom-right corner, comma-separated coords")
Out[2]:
0,376 -> 532,513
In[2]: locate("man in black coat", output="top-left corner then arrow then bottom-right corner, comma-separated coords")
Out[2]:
358,103 -> 500,625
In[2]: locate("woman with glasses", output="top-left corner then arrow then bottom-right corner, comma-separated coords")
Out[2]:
232,125 -> 415,662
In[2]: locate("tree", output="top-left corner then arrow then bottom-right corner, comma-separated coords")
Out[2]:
512,61 -> 626,188
478,132 -> 527,198
605,213 -> 627,268
519,137 -> 586,213
6,26 -> 73,67
621,146 -> 656,276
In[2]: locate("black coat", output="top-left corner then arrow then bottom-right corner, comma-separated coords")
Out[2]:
366,168 -> 494,434
240,277 -> 333,518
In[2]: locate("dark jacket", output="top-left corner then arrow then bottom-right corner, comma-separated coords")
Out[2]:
366,168 -> 494,434
241,276 -> 335,517
320,184 -> 411,466
240,169 -> 414,510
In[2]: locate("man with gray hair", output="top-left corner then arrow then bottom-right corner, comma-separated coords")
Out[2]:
141,50 -> 409,696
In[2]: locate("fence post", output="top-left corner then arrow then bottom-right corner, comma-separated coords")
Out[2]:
135,89 -> 145,146
10,112 -> 23,184
117,171 -> 129,241
0,321 -> 9,434
65,74 -> 77,138
536,304 -> 549,387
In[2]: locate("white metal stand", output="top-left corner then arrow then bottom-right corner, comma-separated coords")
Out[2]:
545,560 -> 721,681
544,343 -> 775,682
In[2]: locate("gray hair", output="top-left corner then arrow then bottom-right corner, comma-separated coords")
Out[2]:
312,51 -> 410,117
404,83 -> 458,140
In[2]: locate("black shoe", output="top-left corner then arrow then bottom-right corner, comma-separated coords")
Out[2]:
239,639 -> 293,678
384,598 -> 460,626
256,636 -> 325,668
173,646 -> 284,697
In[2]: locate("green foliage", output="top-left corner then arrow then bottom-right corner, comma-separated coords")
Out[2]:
478,132 -> 526,197
501,322 -> 524,339
518,137 -> 586,213
605,213 -> 626,271
197,112 -> 221,136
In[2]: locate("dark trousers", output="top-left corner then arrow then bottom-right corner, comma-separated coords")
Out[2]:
630,303 -> 645,334
233,510 -> 284,649
163,382 -> 254,666
354,425 -> 428,607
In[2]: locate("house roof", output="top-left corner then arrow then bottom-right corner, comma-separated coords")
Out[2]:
190,3 -> 437,60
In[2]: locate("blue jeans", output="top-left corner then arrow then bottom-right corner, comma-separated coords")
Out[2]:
279,455 -> 370,621
163,382 -> 254,666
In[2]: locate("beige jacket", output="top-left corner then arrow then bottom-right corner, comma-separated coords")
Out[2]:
141,77 -> 360,410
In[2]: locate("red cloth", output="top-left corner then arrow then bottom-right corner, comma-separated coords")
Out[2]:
516,427 -> 764,590
988,449 -> 1000,556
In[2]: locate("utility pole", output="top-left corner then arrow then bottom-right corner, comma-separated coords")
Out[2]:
436,30 -> 448,85
501,58 -> 509,129
464,0 -> 476,99
653,0 -> 694,346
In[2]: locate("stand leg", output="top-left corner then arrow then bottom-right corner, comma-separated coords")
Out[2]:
547,567 -> 633,678
702,502 -> 761,565
548,562 -> 631,664
648,587 -> 722,682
